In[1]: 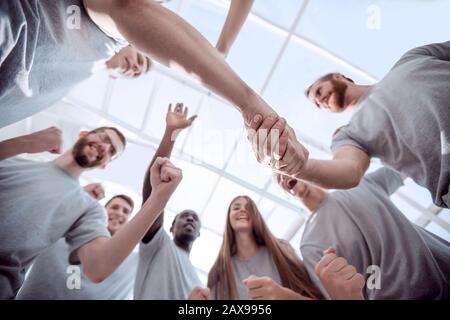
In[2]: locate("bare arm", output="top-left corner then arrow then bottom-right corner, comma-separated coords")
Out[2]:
216,0 -> 254,57
84,0 -> 275,125
141,103 -> 196,243
78,157 -> 182,283
0,127 -> 62,161
297,145 -> 370,189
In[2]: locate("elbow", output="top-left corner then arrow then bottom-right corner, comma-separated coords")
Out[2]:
83,262 -> 110,284
346,166 -> 365,188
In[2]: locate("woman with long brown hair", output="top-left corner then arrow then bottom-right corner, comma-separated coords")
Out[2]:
206,195 -> 324,300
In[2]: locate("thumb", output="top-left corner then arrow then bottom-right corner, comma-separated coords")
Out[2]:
188,115 -> 197,124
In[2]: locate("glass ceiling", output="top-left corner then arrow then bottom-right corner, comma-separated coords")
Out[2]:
1,0 -> 449,285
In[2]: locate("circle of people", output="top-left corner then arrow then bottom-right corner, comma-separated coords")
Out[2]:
0,0 -> 449,300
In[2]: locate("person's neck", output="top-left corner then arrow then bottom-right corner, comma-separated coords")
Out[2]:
345,84 -> 371,108
174,237 -> 192,253
301,188 -> 327,215
52,151 -> 85,178
235,232 -> 260,260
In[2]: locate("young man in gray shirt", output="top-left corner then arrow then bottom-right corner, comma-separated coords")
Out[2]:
0,126 -> 183,299
276,168 -> 450,299
134,103 -> 203,300
0,0 -> 154,128
249,41 -> 450,209
17,193 -> 138,300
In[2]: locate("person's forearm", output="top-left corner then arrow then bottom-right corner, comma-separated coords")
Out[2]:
216,0 -> 254,56
0,137 -> 28,161
142,128 -> 176,203
108,0 -> 274,124
82,192 -> 166,282
296,159 -> 365,189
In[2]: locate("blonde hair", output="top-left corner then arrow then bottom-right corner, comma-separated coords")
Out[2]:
207,195 -> 324,300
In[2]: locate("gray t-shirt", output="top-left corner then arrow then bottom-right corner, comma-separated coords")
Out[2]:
301,167 -> 450,300
0,157 -> 110,299
16,239 -> 137,300
0,0 -> 123,128
331,42 -> 450,208
231,246 -> 282,300
134,227 -> 202,300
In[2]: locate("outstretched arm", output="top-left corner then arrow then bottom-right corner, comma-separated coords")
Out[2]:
295,145 -> 370,189
141,103 -> 197,243
84,0 -> 275,125
78,157 -> 183,283
216,0 -> 254,57
0,127 -> 62,161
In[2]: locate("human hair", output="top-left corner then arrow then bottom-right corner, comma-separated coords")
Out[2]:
207,195 -> 324,300
105,194 -> 134,211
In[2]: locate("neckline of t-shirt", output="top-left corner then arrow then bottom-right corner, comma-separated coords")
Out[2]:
356,84 -> 377,109
48,161 -> 79,182
233,246 -> 266,263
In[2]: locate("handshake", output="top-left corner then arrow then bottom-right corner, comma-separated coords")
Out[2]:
246,113 -> 309,180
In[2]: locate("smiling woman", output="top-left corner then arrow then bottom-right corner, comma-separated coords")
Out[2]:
207,195 -> 324,300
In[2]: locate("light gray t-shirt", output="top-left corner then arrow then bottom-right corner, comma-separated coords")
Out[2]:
231,246 -> 282,300
134,227 -> 202,300
16,239 -> 137,300
0,157 -> 110,299
301,167 -> 450,300
331,42 -> 450,208
0,0 -> 123,128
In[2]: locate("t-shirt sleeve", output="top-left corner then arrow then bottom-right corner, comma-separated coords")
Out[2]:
138,227 -> 169,262
398,41 -> 450,63
330,125 -> 369,154
66,200 -> 110,265
300,244 -> 331,300
365,167 -> 404,195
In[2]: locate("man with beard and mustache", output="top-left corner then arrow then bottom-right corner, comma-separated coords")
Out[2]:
0,126 -> 183,299
17,192 -> 139,299
133,102 -> 204,300
250,41 -> 450,209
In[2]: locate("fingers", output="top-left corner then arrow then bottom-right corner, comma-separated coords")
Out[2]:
248,114 -> 285,164
315,249 -> 338,276
327,257 -> 348,273
323,247 -> 337,255
175,102 -> 183,113
93,184 -> 105,200
150,157 -> 170,178
243,276 -> 264,290
338,265 -> 358,280
263,117 -> 286,163
160,161 -> 183,183
188,115 -> 198,124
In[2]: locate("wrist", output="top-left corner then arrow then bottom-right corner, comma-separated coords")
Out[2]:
164,127 -> 179,141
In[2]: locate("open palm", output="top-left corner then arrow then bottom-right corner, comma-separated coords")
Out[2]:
166,102 -> 197,130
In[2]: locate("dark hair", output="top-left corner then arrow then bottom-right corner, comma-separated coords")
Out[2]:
105,194 -> 134,211
304,73 -> 354,100
88,127 -> 126,149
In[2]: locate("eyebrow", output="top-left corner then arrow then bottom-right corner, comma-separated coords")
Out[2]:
103,132 -> 118,156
